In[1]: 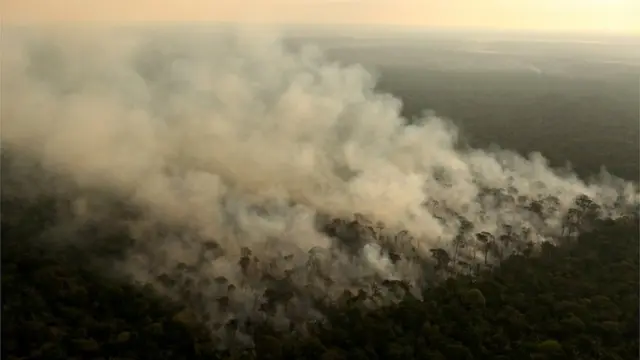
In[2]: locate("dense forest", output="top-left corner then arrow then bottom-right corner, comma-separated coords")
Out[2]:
2,153 -> 639,360
2,30 -> 639,360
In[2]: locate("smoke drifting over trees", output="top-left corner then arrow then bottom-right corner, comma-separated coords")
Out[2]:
2,27 -> 638,346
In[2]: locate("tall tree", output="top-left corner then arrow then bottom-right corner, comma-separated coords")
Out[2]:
475,231 -> 495,265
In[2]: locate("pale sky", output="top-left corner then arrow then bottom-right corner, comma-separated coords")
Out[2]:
3,0 -> 640,34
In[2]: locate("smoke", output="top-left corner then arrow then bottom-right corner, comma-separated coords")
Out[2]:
1,26 -> 638,344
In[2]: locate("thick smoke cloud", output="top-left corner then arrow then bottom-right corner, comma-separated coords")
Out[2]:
2,27 -> 638,344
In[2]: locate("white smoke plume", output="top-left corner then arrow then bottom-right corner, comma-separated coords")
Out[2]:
2,26 -> 638,344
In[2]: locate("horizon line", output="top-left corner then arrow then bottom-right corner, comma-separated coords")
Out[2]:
3,21 -> 639,37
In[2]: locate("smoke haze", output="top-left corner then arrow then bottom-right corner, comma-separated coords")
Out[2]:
2,26 -> 638,344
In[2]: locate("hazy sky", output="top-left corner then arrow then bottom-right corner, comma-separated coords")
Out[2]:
3,0 -> 640,34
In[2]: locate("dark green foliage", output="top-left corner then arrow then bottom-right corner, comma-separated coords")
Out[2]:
5,215 -> 637,359
270,216 -> 638,360
291,218 -> 638,360
2,154 -> 638,359
2,234 -> 222,359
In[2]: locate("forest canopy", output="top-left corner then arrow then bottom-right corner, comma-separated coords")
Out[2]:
2,149 -> 638,360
